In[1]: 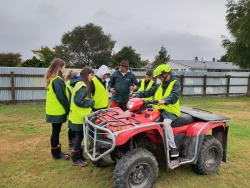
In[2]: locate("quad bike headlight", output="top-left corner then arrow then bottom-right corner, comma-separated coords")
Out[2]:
127,101 -> 134,110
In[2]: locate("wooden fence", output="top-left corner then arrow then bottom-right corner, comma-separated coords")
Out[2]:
0,72 -> 250,103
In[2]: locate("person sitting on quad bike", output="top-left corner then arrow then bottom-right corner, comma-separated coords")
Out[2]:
133,64 -> 181,157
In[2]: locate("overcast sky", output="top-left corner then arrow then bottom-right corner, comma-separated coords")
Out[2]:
0,0 -> 230,62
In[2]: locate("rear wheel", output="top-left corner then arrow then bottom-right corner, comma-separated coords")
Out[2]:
113,148 -> 158,188
192,135 -> 223,175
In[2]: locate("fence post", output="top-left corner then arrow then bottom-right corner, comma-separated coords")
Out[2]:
203,75 -> 207,97
226,75 -> 231,97
10,72 -> 16,103
247,74 -> 250,96
180,75 -> 184,98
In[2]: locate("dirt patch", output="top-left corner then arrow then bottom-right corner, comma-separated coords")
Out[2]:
0,136 -> 47,154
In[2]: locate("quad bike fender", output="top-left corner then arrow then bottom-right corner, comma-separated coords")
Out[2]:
212,124 -> 229,162
182,123 -> 229,163
115,126 -> 164,146
185,122 -> 227,137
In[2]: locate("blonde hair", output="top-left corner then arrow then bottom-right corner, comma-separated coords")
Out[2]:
44,58 -> 66,88
65,69 -> 79,82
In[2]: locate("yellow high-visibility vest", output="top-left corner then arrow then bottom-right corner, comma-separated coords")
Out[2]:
154,80 -> 180,117
46,76 -> 66,115
138,79 -> 154,100
92,77 -> 109,109
68,81 -> 92,124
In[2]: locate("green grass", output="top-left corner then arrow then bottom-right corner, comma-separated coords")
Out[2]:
1,97 -> 250,188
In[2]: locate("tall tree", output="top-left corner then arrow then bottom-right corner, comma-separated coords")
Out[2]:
221,0 -> 250,68
151,45 -> 171,68
0,53 -> 22,67
111,46 -> 147,68
54,23 -> 116,68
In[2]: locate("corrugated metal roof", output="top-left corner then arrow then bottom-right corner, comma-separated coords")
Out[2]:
170,60 -> 241,70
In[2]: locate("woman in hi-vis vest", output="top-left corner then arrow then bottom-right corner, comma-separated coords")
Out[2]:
45,58 -> 70,160
90,65 -> 110,111
68,67 -> 95,167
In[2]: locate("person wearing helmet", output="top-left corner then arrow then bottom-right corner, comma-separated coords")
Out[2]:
132,64 -> 181,157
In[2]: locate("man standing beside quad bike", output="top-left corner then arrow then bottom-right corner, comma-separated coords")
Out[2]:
133,63 -> 181,157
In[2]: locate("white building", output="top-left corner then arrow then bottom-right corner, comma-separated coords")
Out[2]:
168,60 -> 243,72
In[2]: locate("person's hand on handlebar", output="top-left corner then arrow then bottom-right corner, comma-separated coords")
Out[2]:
158,99 -> 165,105
132,92 -> 139,98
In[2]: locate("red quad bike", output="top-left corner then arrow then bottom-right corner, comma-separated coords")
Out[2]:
83,98 -> 230,188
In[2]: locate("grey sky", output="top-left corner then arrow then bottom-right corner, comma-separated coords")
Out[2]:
0,0 -> 229,62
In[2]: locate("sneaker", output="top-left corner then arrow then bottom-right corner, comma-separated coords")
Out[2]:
170,148 -> 179,157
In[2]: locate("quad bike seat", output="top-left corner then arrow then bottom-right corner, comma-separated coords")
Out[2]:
155,112 -> 195,127
171,112 -> 195,127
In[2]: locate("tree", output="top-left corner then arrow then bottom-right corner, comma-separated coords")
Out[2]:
221,0 -> 250,68
218,54 -> 231,62
21,56 -> 43,67
111,46 -> 147,68
38,46 -> 57,67
151,45 -> 171,68
54,23 -> 116,68
0,53 -> 22,67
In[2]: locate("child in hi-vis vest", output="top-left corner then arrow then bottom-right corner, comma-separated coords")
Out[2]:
45,58 -> 70,160
68,67 -> 95,167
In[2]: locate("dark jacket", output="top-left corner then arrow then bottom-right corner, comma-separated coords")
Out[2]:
136,73 -> 181,120
46,75 -> 69,123
108,70 -> 139,103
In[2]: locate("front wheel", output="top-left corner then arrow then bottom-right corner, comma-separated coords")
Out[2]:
113,148 -> 158,188
191,135 -> 223,175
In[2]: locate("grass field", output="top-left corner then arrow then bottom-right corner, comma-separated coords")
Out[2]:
0,97 -> 250,188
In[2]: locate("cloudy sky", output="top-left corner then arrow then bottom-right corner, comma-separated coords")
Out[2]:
0,0 -> 230,62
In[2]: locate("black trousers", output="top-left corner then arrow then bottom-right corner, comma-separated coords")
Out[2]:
51,123 -> 62,148
119,102 -> 128,111
68,128 -> 75,141
73,131 -> 83,151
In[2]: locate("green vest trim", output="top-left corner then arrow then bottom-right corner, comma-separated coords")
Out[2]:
46,76 -> 66,115
154,80 -> 180,117
68,81 -> 92,124
138,79 -> 154,100
92,77 -> 109,109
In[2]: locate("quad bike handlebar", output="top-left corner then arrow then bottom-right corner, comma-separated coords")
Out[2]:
143,100 -> 159,105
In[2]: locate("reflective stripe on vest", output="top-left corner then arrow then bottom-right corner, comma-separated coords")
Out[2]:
46,76 -> 66,115
92,77 -> 109,109
68,81 -> 92,124
138,79 -> 154,100
154,80 -> 180,117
